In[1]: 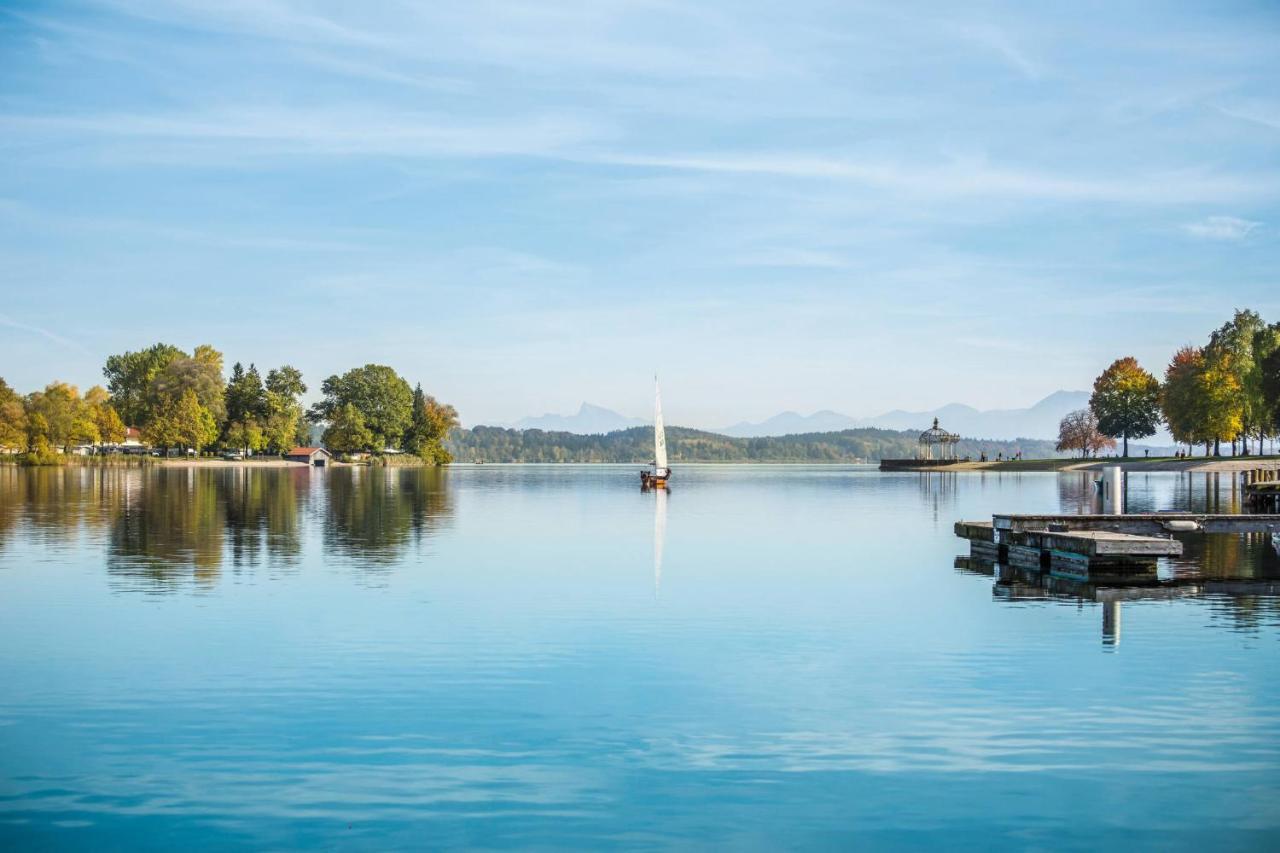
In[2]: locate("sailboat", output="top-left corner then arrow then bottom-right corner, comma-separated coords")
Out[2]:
640,378 -> 671,489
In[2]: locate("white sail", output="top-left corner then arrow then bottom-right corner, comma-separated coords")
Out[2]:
654,378 -> 668,471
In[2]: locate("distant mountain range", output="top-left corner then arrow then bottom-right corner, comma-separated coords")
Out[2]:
493,392 -> 1096,441
719,391 -> 1094,441
506,402 -> 647,434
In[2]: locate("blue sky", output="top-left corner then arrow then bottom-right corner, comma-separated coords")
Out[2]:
1,1 -> 1278,427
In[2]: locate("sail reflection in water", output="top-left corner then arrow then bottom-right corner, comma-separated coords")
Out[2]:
0,466 -> 453,593
653,486 -> 667,595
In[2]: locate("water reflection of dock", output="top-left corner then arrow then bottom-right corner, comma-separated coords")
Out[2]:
957,548 -> 1280,646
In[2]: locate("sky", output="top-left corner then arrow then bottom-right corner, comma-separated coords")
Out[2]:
1,0 -> 1278,428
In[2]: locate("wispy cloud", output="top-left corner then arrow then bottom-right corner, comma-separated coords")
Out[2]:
1216,100 -> 1280,132
951,23 -> 1043,80
0,108 -> 608,166
0,312 -> 92,354
733,248 -> 851,269
1182,215 -> 1262,241
593,152 -> 1280,205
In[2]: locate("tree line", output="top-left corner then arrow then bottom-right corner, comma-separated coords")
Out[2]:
1056,309 -> 1280,458
0,343 -> 458,464
448,425 -> 1058,463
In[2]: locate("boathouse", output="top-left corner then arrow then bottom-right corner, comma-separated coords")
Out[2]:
285,446 -> 332,467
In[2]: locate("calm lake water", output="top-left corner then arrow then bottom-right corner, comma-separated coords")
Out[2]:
1,464 -> 1278,851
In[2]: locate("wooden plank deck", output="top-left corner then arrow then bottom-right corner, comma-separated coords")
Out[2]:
1015,529 -> 1181,558
992,513 -> 1280,536
955,516 -> 1187,582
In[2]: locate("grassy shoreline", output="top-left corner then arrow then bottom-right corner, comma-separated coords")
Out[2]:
946,455 -> 1280,473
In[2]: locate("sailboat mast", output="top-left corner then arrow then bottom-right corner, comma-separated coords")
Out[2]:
654,377 -> 668,472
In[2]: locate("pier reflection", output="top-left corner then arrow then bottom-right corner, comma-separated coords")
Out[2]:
958,534 -> 1280,644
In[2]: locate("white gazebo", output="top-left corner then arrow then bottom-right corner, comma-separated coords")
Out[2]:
918,418 -> 960,461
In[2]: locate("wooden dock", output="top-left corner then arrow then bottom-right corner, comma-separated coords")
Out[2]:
954,519 -> 1182,582
991,513 -> 1280,536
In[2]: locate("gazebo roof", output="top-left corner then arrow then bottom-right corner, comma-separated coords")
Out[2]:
919,417 -> 959,444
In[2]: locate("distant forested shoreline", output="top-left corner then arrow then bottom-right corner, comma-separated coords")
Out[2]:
446,425 -> 1061,463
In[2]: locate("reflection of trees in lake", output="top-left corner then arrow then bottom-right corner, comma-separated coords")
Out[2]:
0,466 -> 129,548
323,467 -> 453,573
224,467 -> 309,570
109,468 -> 227,590
1056,472 -> 1098,515
1,466 -> 454,592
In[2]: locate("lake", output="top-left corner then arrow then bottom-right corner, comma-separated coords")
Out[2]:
1,464 -> 1278,850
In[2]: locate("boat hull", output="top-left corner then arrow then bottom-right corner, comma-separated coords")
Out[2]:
640,469 -> 671,489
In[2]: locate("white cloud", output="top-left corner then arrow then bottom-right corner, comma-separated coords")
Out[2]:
1182,215 -> 1262,241
0,312 -> 91,353
593,152 -> 1280,205
0,109 -> 607,161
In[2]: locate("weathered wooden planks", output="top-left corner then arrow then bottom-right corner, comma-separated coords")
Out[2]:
992,513 -> 1280,536
955,515 -> 1187,582
1016,529 -> 1181,558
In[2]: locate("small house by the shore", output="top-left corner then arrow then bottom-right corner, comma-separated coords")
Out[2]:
285,446 -> 332,467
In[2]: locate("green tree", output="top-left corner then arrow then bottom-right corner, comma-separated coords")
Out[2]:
144,389 -> 218,454
1089,357 -> 1162,458
142,407 -> 180,452
151,346 -> 226,426
25,382 -> 97,452
0,378 -> 27,452
225,419 -> 267,455
1162,346 -> 1209,453
309,365 -> 412,451
323,403 -> 375,454
263,365 -> 308,452
85,386 -> 126,446
173,389 -> 219,454
1261,331 -> 1280,441
1207,309 -> 1266,454
404,383 -> 460,464
225,362 -> 268,426
265,365 -> 306,400
1253,323 -> 1280,451
1200,348 -> 1244,456
103,343 -> 184,426
25,412 -> 50,453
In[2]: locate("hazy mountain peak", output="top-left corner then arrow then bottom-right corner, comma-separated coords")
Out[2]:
719,391 -> 1095,440
503,403 -> 646,434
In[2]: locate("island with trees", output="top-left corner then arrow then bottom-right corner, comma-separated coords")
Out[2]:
0,342 -> 457,465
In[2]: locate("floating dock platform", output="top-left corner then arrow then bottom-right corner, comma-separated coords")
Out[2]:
954,519 -> 1184,583
991,513 -> 1280,536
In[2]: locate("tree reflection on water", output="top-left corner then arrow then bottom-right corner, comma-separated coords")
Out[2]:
323,466 -> 453,582
0,465 -> 454,593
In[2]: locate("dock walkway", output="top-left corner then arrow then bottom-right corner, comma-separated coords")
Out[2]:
992,513 -> 1280,536
954,519 -> 1185,582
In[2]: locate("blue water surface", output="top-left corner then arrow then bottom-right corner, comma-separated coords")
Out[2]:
0,464 -> 1277,850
